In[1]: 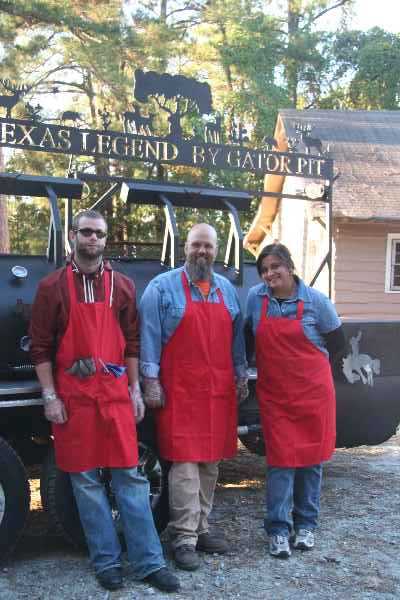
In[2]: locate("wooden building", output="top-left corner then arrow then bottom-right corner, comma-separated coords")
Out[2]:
244,109 -> 400,320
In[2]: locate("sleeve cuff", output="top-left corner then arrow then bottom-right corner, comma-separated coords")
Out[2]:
140,361 -> 160,378
234,363 -> 248,379
31,355 -> 53,366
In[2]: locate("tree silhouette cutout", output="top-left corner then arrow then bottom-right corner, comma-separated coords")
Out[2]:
134,69 -> 213,138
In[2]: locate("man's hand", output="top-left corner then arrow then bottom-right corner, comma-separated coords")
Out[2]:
143,377 -> 165,408
44,396 -> 68,424
236,377 -> 249,404
130,382 -> 145,423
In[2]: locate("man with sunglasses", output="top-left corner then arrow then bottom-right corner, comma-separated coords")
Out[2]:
30,209 -> 180,594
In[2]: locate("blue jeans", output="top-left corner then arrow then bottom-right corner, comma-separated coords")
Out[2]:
264,464 -> 322,536
70,467 -> 165,578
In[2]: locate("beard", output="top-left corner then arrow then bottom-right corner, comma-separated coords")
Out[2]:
186,255 -> 213,281
75,243 -> 104,261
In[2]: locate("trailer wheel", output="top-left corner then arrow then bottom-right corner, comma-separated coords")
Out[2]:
40,447 -> 85,547
238,383 -> 265,456
238,431 -> 265,456
0,436 -> 30,557
40,443 -> 169,549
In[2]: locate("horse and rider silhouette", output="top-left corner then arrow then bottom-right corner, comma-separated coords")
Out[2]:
342,331 -> 380,386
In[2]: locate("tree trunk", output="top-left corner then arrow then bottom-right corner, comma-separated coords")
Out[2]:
0,147 -> 10,253
160,0 -> 167,21
286,0 -> 301,107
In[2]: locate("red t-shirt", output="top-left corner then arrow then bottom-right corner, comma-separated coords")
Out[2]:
196,280 -> 211,299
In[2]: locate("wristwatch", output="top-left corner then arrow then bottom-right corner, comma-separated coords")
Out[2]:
42,389 -> 58,404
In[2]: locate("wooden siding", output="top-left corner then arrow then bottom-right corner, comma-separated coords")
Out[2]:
253,190 -> 400,320
334,221 -> 400,319
269,192 -> 330,295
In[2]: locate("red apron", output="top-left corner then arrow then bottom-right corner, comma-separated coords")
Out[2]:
255,296 -> 335,468
53,265 -> 138,472
156,272 -> 237,462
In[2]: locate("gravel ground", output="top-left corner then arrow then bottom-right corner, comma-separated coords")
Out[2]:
1,434 -> 399,600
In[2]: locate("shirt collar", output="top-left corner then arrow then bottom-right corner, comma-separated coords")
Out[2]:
67,254 -> 110,278
256,276 -> 311,302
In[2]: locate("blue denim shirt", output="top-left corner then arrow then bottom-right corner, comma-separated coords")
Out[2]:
245,278 -> 341,357
139,266 -> 247,378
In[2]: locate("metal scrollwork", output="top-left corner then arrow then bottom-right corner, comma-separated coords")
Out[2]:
0,79 -> 30,117
24,102 -> 43,122
98,107 -> 112,131
229,118 -> 250,145
0,70 -> 333,181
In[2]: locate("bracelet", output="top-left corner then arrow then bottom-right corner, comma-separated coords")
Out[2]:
42,389 -> 58,404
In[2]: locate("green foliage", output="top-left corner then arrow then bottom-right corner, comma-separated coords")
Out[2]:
8,197 -> 49,254
330,28 -> 400,109
0,0 -> 396,254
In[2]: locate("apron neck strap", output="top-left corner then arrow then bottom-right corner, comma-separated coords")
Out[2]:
66,264 -> 77,306
105,269 -> 111,307
260,296 -> 269,322
181,271 -> 192,303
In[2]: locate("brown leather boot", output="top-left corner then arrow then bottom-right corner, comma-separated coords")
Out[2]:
196,532 -> 228,554
174,545 -> 200,571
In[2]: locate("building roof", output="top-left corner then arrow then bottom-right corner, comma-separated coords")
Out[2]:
279,109 -> 400,220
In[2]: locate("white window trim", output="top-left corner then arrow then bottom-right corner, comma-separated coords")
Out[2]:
385,233 -> 400,293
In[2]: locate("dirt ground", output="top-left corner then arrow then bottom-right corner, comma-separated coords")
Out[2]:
1,434 -> 399,600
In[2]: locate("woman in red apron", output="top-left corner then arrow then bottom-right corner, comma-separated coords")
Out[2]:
245,243 -> 344,559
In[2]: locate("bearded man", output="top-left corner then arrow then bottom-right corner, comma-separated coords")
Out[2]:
139,223 -> 248,571
30,209 -> 179,593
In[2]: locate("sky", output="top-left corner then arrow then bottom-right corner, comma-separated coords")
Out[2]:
319,0 -> 399,33
353,0 -> 399,32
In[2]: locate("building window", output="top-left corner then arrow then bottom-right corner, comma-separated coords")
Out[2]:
385,234 -> 400,292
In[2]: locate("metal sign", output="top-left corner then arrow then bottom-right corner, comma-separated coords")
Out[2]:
0,70 -> 332,180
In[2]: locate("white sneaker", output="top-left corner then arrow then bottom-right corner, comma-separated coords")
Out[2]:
269,535 -> 291,558
292,529 -> 314,550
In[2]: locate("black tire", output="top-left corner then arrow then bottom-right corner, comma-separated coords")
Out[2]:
0,436 -> 30,557
238,382 -> 265,456
238,430 -> 265,456
40,447 -> 85,547
138,444 -> 170,533
40,443 -> 169,549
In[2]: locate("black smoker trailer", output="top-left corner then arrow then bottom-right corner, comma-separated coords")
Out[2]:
0,172 -> 399,556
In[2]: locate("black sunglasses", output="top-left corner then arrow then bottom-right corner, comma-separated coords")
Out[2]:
75,228 -> 107,239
